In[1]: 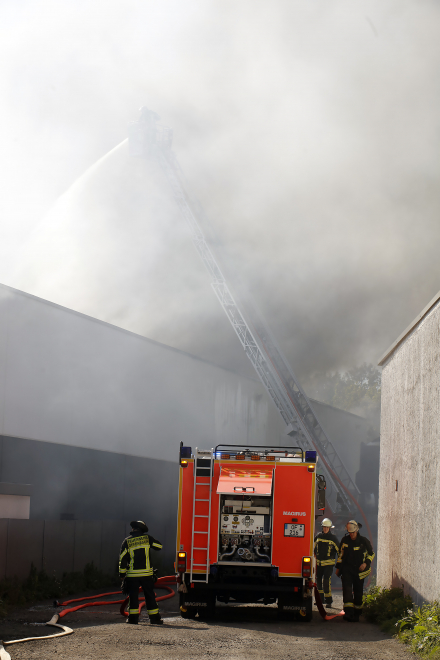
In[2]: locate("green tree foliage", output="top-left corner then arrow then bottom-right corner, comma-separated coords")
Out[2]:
306,363 -> 381,420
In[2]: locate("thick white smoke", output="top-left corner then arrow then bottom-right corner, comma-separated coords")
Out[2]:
1,0 -> 440,384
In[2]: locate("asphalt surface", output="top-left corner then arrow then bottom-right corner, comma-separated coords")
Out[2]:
1,587 -> 417,660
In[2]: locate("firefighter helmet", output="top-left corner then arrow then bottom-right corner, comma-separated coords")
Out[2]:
130,520 -> 148,532
346,520 -> 359,533
321,518 -> 334,528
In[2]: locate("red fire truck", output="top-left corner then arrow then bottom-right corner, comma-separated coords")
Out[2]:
176,443 -> 326,620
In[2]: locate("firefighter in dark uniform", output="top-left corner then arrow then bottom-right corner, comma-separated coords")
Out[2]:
336,519 -> 375,622
314,518 -> 339,606
119,520 -> 163,625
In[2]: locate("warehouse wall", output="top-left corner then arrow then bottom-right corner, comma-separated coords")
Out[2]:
0,283 -> 375,579
378,297 -> 440,605
309,399 -> 374,484
0,284 -> 373,474
0,434 -> 178,526
0,435 -> 179,571
0,283 -> 286,461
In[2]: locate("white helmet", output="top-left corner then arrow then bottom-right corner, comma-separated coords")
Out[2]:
346,520 -> 360,533
321,518 -> 334,528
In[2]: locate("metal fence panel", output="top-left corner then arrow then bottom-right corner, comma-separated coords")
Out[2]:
42,520 -> 75,577
6,519 -> 44,579
73,521 -> 102,573
0,519 -> 8,580
101,520 -> 125,574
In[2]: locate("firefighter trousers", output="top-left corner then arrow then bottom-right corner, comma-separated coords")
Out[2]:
341,569 -> 364,619
127,576 -> 159,618
316,565 -> 334,602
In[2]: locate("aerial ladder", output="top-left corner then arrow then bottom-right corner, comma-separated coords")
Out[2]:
128,108 -> 369,531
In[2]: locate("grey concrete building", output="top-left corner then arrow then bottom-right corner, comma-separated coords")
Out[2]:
378,289 -> 440,604
0,281 -> 286,574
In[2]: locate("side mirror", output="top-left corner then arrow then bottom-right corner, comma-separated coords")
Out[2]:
316,474 -> 326,511
317,474 -> 326,490
179,442 -> 192,466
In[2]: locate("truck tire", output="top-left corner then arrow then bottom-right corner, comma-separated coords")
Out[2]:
296,597 -> 313,622
180,605 -> 196,619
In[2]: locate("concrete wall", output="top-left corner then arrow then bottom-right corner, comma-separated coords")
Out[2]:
378,297 -> 440,605
0,519 -> 167,580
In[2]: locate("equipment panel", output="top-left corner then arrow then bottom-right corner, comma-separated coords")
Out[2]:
221,513 -> 265,535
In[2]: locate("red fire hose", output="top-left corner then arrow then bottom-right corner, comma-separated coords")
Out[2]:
56,575 -> 177,618
312,583 -> 345,621
56,576 -> 343,622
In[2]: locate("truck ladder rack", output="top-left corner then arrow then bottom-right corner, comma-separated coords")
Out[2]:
190,448 -> 214,583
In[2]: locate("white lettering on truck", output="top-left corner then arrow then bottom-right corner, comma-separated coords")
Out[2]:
283,511 -> 306,516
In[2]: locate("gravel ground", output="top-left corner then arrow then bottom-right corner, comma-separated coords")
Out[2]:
1,587 -> 417,660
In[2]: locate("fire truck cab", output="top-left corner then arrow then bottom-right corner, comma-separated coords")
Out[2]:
176,444 -> 325,620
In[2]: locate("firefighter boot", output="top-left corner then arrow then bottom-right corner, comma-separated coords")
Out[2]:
343,606 -> 355,622
353,608 -> 362,622
149,614 -> 164,625
325,598 -> 333,607
126,614 -> 139,624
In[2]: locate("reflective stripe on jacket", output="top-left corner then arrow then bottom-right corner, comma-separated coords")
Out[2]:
119,531 -> 162,577
336,533 -> 375,578
314,531 -> 340,566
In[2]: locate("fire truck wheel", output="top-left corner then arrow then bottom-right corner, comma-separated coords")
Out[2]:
180,606 -> 197,619
296,599 -> 313,622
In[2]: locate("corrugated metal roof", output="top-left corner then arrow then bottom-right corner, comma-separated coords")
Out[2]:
378,288 -> 440,366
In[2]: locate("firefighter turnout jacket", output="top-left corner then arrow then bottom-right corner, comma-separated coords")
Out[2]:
119,530 -> 162,577
314,531 -> 340,566
336,533 -> 375,579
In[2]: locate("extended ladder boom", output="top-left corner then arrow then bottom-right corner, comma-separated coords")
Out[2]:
129,112 -> 360,514
247,310 -> 360,502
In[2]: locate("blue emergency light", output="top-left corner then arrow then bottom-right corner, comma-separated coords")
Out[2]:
305,450 -> 317,463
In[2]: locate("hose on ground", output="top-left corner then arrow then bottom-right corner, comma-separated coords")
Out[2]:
0,613 -> 73,659
0,576 -> 178,659
313,584 -> 345,621
56,575 -> 177,618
